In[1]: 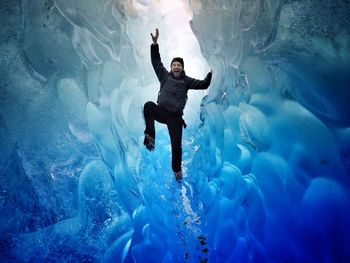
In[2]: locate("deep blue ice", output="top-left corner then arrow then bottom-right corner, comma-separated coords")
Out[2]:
1,0 -> 350,262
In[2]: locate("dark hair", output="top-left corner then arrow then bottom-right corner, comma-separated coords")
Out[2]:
171,57 -> 184,68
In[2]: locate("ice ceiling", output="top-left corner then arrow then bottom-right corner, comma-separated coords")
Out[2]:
1,0 -> 350,262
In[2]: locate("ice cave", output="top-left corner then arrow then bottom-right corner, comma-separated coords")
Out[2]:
1,0 -> 350,262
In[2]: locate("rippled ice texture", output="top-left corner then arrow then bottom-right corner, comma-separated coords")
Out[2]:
1,0 -> 350,262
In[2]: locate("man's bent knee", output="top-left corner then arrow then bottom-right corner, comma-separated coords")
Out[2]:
144,101 -> 156,113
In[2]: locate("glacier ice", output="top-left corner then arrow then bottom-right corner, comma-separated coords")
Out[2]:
1,0 -> 350,262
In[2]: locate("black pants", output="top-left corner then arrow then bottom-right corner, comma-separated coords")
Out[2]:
143,101 -> 183,173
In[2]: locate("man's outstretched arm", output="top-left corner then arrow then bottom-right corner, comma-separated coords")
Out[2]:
150,28 -> 168,83
150,28 -> 159,45
186,71 -> 212,90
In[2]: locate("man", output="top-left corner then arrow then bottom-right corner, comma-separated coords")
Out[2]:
143,28 -> 212,181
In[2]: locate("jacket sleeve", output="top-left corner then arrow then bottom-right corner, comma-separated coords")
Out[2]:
150,44 -> 169,83
186,71 -> 212,90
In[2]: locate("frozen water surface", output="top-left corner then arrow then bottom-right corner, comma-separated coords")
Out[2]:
1,0 -> 350,262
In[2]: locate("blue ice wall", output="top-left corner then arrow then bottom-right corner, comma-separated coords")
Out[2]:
1,0 -> 350,262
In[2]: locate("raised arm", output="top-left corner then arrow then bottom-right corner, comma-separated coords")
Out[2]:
150,28 -> 168,83
186,70 -> 212,90
150,28 -> 159,45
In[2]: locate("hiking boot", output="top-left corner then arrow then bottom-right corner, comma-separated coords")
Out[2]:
143,133 -> 155,151
174,171 -> 183,181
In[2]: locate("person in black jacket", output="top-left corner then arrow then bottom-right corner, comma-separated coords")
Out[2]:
143,28 -> 212,181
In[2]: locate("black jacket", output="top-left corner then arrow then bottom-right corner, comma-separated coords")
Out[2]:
151,44 -> 212,115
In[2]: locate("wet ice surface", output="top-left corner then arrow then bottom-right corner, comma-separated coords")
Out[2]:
1,0 -> 350,262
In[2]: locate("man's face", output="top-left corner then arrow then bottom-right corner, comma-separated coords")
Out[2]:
171,61 -> 183,77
